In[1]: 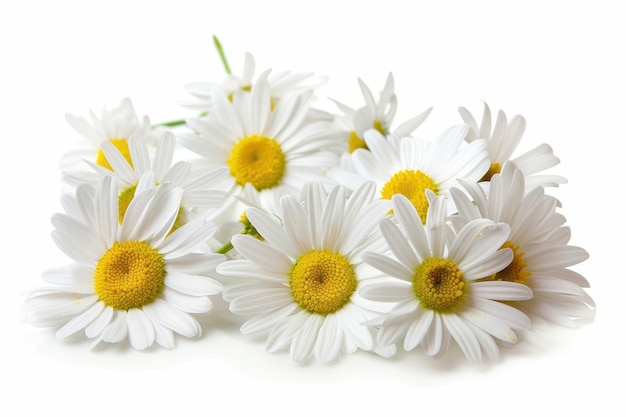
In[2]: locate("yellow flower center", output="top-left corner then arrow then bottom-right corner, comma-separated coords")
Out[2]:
480,162 -> 502,182
347,119 -> 386,153
380,169 -> 439,223
117,184 -> 185,235
290,250 -> 357,316
413,257 -> 466,312
94,241 -> 166,310
486,241 -> 531,284
227,135 -> 286,191
96,138 -> 133,171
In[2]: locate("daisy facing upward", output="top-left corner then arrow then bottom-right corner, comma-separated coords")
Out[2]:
217,181 -> 396,363
177,74 -> 342,228
361,191 -> 533,363
22,174 -> 225,350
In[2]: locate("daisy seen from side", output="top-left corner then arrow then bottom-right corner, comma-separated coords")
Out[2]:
217,181 -> 396,363
459,101 -> 567,189
22,174 -> 225,349
62,131 -> 228,234
61,97 -> 163,174
332,73 -> 432,153
361,191 -> 533,363
449,161 -> 595,328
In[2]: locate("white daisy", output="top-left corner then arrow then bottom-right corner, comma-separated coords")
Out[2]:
181,51 -> 327,114
216,181 -> 396,363
177,74 -> 341,226
361,192 -> 533,363
459,101 -> 567,189
22,174 -> 225,349
449,161 -> 594,327
332,73 -> 432,153
62,131 -> 228,233
331,124 -> 489,223
61,97 -> 163,174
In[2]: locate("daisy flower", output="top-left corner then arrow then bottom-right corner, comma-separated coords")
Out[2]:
332,73 -> 432,153
22,174 -> 225,349
459,101 -> 567,189
177,74 -> 341,227
332,124 -> 489,223
449,161 -> 594,327
361,192 -> 533,363
181,51 -> 327,114
61,97 -> 162,174
62,131 -> 228,233
216,181 -> 396,363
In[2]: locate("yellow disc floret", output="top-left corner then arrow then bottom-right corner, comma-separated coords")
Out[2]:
290,250 -> 357,316
485,240 -> 531,284
380,169 -> 439,223
480,162 -> 502,182
413,257 -> 466,312
94,241 -> 166,310
96,138 -> 133,171
228,135 -> 286,191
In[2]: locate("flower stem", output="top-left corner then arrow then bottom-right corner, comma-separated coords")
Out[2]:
216,240 -> 234,255
213,35 -> 232,75
153,118 -> 186,128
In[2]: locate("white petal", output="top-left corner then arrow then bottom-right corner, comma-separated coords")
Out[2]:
56,301 -> 105,339
471,281 -> 533,301
127,308 -> 155,350
85,305 -> 114,338
314,314 -> 343,362
442,314 -> 481,363
143,299 -> 202,339
165,272 -> 223,296
290,314 -> 323,363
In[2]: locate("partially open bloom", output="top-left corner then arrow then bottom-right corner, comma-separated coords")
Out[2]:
361,192 -> 533,362
22,175 -> 225,349
217,181 -> 395,363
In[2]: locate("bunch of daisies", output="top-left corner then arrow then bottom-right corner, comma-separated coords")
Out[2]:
22,37 -> 594,364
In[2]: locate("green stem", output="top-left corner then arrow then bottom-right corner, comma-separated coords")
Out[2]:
213,35 -> 232,75
216,240 -> 234,255
153,118 -> 186,128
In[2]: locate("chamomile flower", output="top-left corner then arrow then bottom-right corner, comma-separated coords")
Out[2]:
332,125 -> 489,223
61,98 -> 162,174
22,174 -> 225,349
332,73 -> 432,153
361,192 -> 533,363
182,52 -> 327,114
449,161 -> 594,327
62,131 -> 228,233
177,75 -> 341,226
459,101 -> 567,188
217,181 -> 395,363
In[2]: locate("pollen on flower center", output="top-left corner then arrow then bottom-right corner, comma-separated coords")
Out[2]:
227,135 -> 286,191
480,162 -> 502,182
381,169 -> 439,223
96,138 -> 133,171
290,250 -> 357,316
487,240 -> 531,284
413,257 -> 466,312
94,241 -> 166,310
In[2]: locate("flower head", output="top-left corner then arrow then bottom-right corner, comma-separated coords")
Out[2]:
361,192 -> 533,363
22,174 -> 225,349
217,181 -> 395,363
449,161 -> 594,327
459,101 -> 567,189
61,98 -> 162,174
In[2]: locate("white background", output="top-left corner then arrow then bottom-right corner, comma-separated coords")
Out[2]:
1,1 -> 621,415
